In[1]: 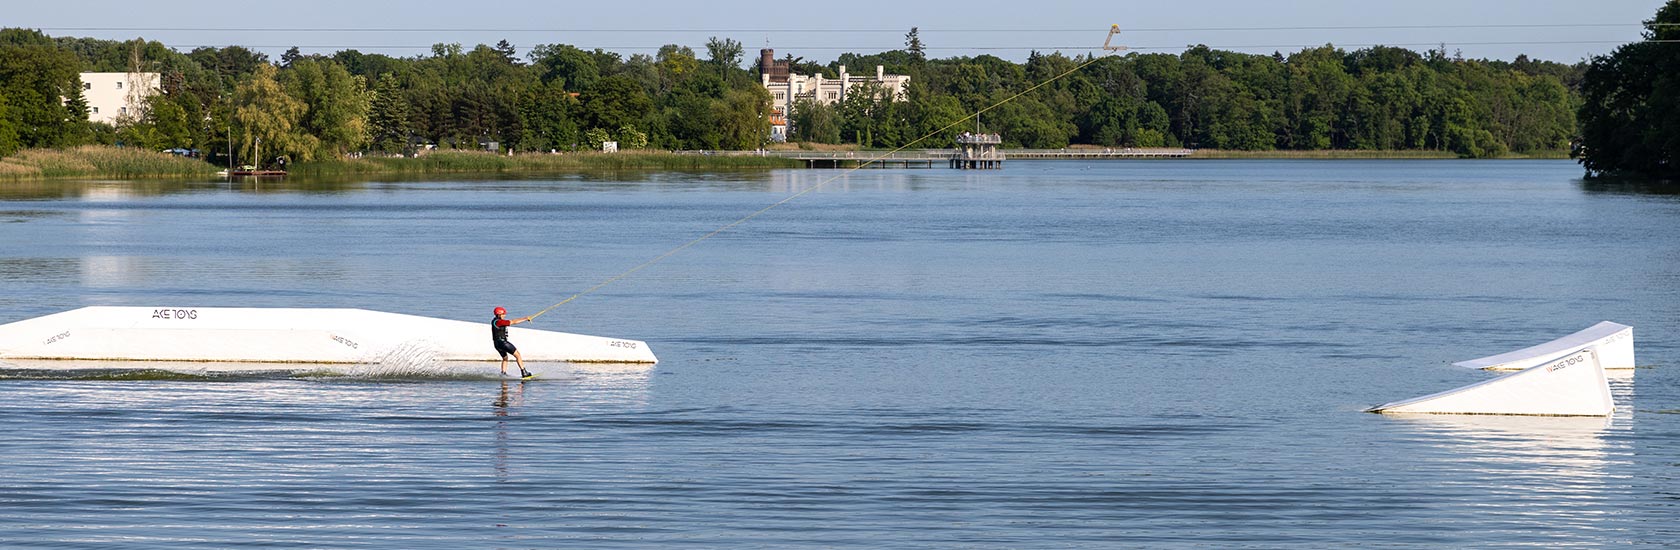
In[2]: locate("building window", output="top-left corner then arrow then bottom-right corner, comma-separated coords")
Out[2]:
826,91 -> 838,100
115,82 -> 123,89
774,92 -> 784,100
119,107 -> 128,115
83,82 -> 91,90
90,107 -> 99,114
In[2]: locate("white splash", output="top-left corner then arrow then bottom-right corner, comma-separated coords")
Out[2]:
340,340 -> 484,379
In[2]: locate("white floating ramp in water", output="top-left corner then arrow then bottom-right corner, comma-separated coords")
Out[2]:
1366,348 -> 1612,416
0,307 -> 656,364
1454,321 -> 1634,371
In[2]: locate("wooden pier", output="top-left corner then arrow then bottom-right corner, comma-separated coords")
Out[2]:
1006,148 -> 1192,159
953,133 -> 1003,169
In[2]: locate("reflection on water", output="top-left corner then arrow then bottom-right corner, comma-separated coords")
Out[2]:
1579,178 -> 1680,196
1368,368 -> 1643,545
493,380 -> 524,482
0,257 -> 76,282
1384,414 -> 1615,504
2,161 -> 1675,547
0,179 -> 211,200
0,178 -> 372,200
768,170 -> 915,193
1379,368 -> 1638,478
79,255 -> 142,288
1608,371 -> 1636,425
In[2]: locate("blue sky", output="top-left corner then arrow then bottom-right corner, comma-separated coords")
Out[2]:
10,0 -> 1667,64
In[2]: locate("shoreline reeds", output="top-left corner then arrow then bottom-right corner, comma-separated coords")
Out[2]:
1,146 -> 1576,184
0,146 -> 221,182
1187,149 -> 1570,160
289,151 -> 802,177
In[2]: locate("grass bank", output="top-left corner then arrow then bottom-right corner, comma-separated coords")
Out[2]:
1188,149 -> 1571,159
0,146 -> 220,182
291,151 -> 800,177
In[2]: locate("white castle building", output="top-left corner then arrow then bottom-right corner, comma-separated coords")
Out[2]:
79,72 -> 160,125
758,49 -> 909,142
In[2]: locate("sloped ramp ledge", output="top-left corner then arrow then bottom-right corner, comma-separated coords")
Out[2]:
0,307 -> 657,364
1367,348 -> 1612,417
1454,321 -> 1633,371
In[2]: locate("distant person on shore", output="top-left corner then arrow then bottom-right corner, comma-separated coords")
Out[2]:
491,306 -> 533,379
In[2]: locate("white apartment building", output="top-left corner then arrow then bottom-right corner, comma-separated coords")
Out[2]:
78,72 -> 161,125
758,49 -> 909,142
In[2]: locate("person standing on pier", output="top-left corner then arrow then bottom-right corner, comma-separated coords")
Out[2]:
491,306 -> 534,379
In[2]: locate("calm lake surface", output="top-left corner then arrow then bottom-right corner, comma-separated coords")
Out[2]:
1,160 -> 1676,548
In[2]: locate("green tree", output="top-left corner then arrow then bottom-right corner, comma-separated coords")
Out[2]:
282,58 -> 370,157
718,86 -> 771,149
1284,45 -> 1354,149
838,81 -> 890,147
617,125 -> 648,149
1577,1 -> 1680,177
0,28 -> 91,150
233,63 -> 316,163
583,127 -> 612,150
905,27 -> 926,62
789,98 -> 841,144
116,91 -> 199,150
517,79 -> 580,151
581,75 -> 653,132
187,45 -> 269,90
0,28 -> 1599,158
665,92 -> 721,149
0,95 -> 21,156
705,37 -> 744,74
368,73 -> 413,153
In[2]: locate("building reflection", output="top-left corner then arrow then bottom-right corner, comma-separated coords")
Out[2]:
79,255 -> 142,288
768,170 -> 914,193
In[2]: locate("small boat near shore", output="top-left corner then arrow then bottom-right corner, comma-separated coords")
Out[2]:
217,164 -> 287,177
226,169 -> 287,177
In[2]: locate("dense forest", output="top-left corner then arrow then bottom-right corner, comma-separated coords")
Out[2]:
1577,1 -> 1680,179
0,27 -> 1587,165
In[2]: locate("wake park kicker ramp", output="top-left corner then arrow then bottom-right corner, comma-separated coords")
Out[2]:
1453,321 -> 1633,372
1366,347 -> 1613,417
0,307 -> 657,364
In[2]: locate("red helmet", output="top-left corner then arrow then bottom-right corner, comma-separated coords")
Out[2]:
493,306 -> 507,316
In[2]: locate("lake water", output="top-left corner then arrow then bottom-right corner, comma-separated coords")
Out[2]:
1,160 -> 1676,548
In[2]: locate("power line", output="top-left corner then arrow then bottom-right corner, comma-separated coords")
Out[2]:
28,23 -> 1677,33
146,39 -> 1680,52
1125,39 -> 1680,51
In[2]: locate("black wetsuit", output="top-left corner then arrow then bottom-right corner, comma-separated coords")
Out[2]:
491,317 -> 517,358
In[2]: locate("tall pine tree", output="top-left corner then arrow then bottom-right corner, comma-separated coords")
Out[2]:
368,73 -> 413,154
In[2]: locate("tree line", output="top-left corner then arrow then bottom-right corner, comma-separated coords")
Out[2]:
1,27 -> 1588,164
1576,1 -> 1679,179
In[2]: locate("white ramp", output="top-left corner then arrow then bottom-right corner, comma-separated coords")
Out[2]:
0,307 -> 656,364
1454,321 -> 1633,371
1367,348 -> 1612,416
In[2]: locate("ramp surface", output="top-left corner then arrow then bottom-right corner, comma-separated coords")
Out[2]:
1454,321 -> 1633,371
1368,348 -> 1612,416
0,307 -> 657,364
